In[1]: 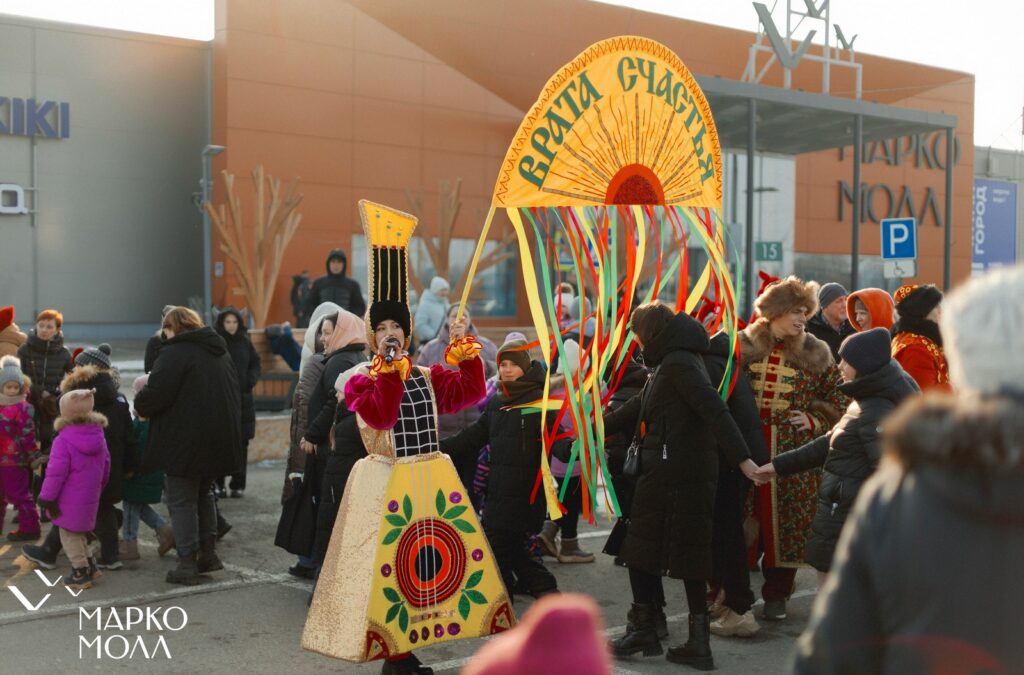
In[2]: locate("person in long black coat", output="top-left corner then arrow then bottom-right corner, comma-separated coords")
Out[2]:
759,328 -> 919,579
702,330 -> 771,637
441,343 -> 572,600
604,303 -> 751,670
134,307 -> 242,586
16,310 -> 73,451
213,307 -> 261,496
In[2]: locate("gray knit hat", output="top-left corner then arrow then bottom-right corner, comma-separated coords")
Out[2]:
0,355 -> 24,390
818,282 -> 849,310
75,343 -> 112,370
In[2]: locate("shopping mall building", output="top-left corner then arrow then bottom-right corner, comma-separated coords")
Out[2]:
0,0 -> 1020,330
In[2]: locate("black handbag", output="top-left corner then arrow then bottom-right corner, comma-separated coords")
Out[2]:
621,366 -> 659,478
274,453 -> 318,556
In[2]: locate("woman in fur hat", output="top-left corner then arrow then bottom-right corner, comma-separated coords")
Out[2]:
890,283 -> 950,392
739,276 -> 847,621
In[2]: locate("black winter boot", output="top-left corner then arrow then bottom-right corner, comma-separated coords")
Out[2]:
626,603 -> 669,639
666,611 -> 715,670
611,603 -> 663,658
197,536 -> 223,573
166,552 -> 201,586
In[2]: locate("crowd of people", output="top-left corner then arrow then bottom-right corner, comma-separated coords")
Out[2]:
2,250 -> 1021,673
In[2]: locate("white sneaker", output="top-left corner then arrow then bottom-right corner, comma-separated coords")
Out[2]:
710,608 -> 761,637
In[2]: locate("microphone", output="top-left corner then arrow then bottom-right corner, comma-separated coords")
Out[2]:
383,336 -> 401,364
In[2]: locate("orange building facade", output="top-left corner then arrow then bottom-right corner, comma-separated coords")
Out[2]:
210,0 -> 974,325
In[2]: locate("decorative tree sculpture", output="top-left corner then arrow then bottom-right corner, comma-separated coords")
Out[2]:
405,178 -> 516,300
205,165 -> 303,327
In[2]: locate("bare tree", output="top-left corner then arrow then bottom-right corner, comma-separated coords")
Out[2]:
205,165 -> 303,327
404,178 -> 516,302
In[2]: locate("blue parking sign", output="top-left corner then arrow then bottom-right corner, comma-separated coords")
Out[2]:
880,217 -> 917,260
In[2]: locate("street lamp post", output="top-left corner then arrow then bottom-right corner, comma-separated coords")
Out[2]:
201,144 -> 225,326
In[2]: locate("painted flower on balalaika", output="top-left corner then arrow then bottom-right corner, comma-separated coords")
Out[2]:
361,479 -> 513,661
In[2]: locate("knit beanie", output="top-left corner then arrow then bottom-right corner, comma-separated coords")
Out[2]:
0,306 -> 14,332
463,593 -> 612,675
75,343 -> 112,370
838,327 -> 891,376
817,282 -> 848,310
503,331 -> 527,343
0,355 -> 24,390
940,265 -> 1024,395
132,374 -> 149,397
59,388 -> 95,419
497,338 -> 531,373
893,284 -> 943,320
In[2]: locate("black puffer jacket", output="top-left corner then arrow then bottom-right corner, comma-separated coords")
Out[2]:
441,362 -> 571,534
604,313 -> 749,579
805,311 -> 854,362
701,331 -> 769,467
17,330 -> 73,448
214,308 -> 262,440
59,365 -> 138,504
604,359 -> 649,517
301,250 -> 367,318
134,327 -> 243,479
304,345 -> 367,447
793,393 -> 1024,673
773,359 -> 918,571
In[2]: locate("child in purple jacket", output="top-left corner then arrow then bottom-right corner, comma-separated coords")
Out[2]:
38,388 -> 110,590
0,355 -> 41,541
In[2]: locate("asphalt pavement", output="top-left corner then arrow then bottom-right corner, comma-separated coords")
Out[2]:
0,461 -> 816,673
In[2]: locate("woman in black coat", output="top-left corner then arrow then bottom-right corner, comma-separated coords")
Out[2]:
758,328 -> 918,581
16,309 -> 73,451
214,307 -> 261,497
604,302 -> 752,670
301,310 -> 368,568
134,307 -> 242,586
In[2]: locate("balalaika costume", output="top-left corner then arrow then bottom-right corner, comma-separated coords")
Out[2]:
303,201 -> 514,664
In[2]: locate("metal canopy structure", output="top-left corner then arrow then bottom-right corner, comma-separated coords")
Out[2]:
698,77 -> 958,155
694,77 -> 959,311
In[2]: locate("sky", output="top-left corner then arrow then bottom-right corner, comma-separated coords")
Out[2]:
1,0 -> 1021,150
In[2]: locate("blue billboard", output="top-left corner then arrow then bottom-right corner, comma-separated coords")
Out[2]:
972,178 -> 1017,274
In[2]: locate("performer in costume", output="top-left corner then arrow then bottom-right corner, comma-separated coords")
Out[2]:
303,201 -> 513,675
739,277 -> 848,621
890,283 -> 950,392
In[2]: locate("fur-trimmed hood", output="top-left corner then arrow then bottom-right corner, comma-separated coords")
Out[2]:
60,364 -> 120,406
54,410 -> 108,432
739,318 -> 834,374
882,392 -> 1024,523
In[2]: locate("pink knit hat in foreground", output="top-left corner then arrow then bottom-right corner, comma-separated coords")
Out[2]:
462,593 -> 611,675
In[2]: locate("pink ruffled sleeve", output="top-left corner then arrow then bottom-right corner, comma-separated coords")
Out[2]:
344,371 -> 404,430
431,357 -> 486,416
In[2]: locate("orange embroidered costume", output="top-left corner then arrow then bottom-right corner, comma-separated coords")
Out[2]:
891,284 -> 950,393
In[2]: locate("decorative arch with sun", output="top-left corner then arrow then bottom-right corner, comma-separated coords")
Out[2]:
458,36 -> 739,524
